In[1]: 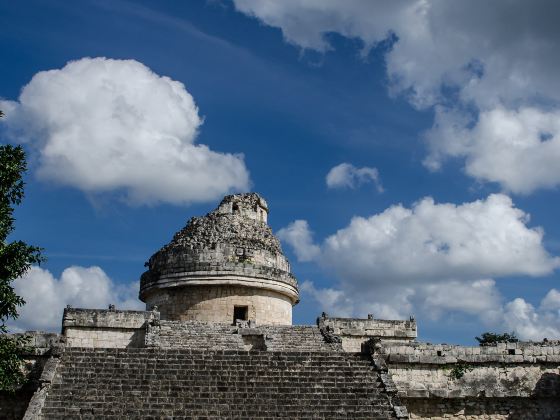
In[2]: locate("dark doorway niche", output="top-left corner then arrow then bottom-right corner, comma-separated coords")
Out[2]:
233,305 -> 248,323
242,334 -> 266,351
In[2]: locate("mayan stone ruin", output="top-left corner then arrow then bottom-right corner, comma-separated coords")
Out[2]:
140,193 -> 298,325
1,193 -> 559,419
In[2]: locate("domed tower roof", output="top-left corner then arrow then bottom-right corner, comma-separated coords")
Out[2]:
139,193 -> 299,325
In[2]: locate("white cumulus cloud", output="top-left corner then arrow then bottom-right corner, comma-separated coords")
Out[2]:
277,220 -> 321,262
234,0 -> 560,109
280,194 -> 560,338
419,279 -> 502,321
302,279 -> 499,325
425,106 -> 560,194
233,0 -> 560,194
10,266 -> 143,332
280,194 -> 558,287
0,57 -> 250,205
321,194 -> 558,287
502,292 -> 560,341
302,280 -> 414,321
326,163 -> 383,192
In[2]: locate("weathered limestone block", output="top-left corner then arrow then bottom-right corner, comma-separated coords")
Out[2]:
62,307 -> 158,348
407,397 -> 560,419
146,284 -> 293,325
376,340 -> 560,418
318,315 -> 417,352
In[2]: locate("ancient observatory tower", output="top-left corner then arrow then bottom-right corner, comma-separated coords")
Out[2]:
139,193 -> 299,325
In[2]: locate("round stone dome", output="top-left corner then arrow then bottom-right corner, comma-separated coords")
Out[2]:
139,193 -> 299,325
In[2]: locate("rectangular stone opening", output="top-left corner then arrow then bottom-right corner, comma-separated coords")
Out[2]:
508,348 -> 515,355
233,305 -> 248,323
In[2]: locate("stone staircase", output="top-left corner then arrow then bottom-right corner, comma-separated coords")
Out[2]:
259,325 -> 341,352
40,348 -> 398,419
146,321 -> 342,353
146,321 -> 243,350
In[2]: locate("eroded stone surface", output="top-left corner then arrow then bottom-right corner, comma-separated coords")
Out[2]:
39,348 -> 399,419
139,193 -> 299,324
142,193 -> 288,276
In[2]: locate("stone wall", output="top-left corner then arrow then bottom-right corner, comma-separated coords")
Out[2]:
319,316 -> 417,352
406,397 -> 560,419
146,284 -> 293,325
376,341 -> 560,419
62,308 -> 157,348
0,332 -> 62,420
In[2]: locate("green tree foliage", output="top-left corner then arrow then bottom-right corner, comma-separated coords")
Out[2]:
475,331 -> 518,345
0,109 -> 44,390
448,362 -> 474,380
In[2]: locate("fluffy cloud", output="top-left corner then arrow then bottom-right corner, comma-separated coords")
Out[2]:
277,220 -> 321,262
302,280 -> 413,321
325,163 -> 383,192
233,0 -> 406,54
321,194 -> 558,287
279,194 -> 560,338
302,278 -> 499,324
233,0 -> 560,194
281,194 -> 558,286
234,0 -> 560,108
303,278 -> 560,340
0,57 -> 250,205
419,279 -> 502,321
301,281 -> 355,318
425,107 -> 560,194
502,292 -> 560,341
10,266 -> 143,332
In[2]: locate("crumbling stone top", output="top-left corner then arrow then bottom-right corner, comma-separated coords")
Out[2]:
161,193 -> 279,256
145,193 -> 283,268
140,193 -> 298,297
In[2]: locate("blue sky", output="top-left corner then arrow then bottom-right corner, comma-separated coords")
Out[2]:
2,0 -> 560,344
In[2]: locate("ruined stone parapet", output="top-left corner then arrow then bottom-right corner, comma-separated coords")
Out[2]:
62,307 -> 158,348
7,331 -> 63,356
0,332 -> 63,420
358,339 -> 560,418
378,341 -> 560,365
318,315 -> 417,352
376,341 -> 560,400
139,193 -> 299,325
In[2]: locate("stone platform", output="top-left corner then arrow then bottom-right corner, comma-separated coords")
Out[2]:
39,348 -> 399,419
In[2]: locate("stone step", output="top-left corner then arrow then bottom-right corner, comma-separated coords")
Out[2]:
146,321 -> 342,352
40,348 -> 397,419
